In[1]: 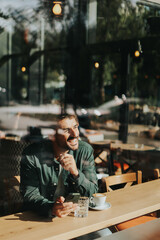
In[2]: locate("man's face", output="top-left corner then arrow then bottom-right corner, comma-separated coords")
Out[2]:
56,117 -> 79,151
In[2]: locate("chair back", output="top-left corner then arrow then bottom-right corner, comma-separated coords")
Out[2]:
153,169 -> 159,179
14,175 -> 20,183
0,139 -> 30,180
3,175 -> 22,215
104,170 -> 142,192
142,168 -> 159,182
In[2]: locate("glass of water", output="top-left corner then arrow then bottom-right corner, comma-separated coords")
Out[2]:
74,196 -> 89,218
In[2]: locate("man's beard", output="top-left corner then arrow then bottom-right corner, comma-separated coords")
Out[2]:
56,136 -> 79,151
66,136 -> 79,151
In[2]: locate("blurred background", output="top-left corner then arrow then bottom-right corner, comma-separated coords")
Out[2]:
0,0 -> 160,215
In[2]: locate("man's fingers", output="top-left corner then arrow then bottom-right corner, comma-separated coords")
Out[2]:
59,153 -> 68,160
56,196 -> 65,203
57,205 -> 77,218
61,161 -> 71,168
60,158 -> 73,166
53,202 -> 78,217
54,201 -> 74,210
57,210 -> 71,218
59,153 -> 72,163
60,157 -> 68,164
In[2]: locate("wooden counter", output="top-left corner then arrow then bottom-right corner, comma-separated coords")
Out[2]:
0,179 -> 160,240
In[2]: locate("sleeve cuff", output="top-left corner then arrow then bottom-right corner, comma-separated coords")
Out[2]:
69,170 -> 83,186
48,209 -> 57,218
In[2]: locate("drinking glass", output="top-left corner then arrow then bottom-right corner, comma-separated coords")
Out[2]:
74,196 -> 89,218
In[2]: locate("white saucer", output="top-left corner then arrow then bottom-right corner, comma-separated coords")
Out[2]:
89,202 -> 111,211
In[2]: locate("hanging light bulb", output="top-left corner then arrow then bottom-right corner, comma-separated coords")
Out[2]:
52,2 -> 62,16
21,66 -> 26,72
134,40 -> 142,58
134,50 -> 140,57
94,62 -> 99,69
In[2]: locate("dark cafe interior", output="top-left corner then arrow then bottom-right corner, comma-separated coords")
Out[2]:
0,0 -> 160,239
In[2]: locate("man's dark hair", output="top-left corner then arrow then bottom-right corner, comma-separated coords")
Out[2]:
57,113 -> 79,123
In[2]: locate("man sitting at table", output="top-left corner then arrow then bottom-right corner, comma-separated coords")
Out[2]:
20,113 -> 98,218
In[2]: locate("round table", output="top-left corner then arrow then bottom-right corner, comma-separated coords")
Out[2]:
110,143 -> 155,173
111,143 -> 155,151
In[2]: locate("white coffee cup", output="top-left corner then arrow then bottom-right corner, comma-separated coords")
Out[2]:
90,193 -> 106,207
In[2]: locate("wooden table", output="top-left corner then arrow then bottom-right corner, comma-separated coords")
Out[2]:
0,179 -> 160,240
98,218 -> 160,240
110,143 -> 155,173
111,143 -> 155,152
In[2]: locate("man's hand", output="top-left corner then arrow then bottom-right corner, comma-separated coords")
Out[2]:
58,153 -> 79,177
52,196 -> 77,218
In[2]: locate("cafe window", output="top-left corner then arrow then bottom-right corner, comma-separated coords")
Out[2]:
0,0 -> 160,216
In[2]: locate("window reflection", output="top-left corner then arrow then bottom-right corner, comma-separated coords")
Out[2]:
0,0 -> 160,216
